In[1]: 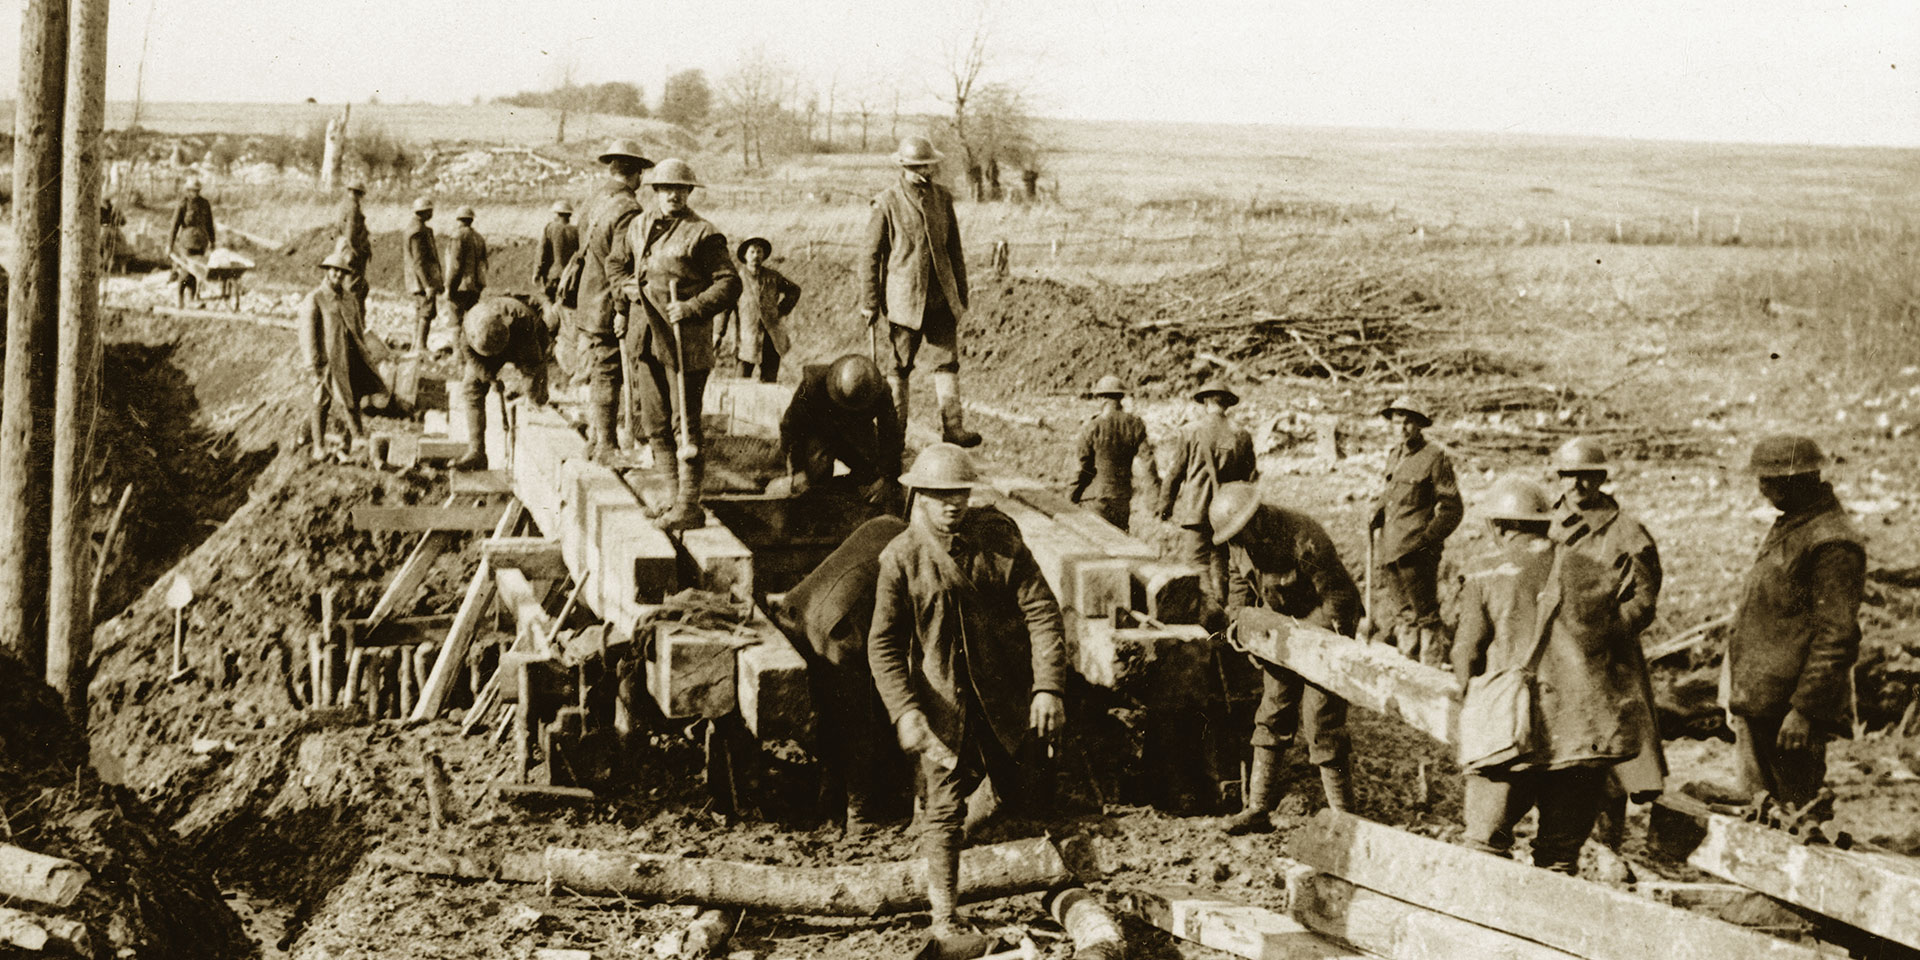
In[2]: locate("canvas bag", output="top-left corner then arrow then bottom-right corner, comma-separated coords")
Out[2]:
1458,548 -> 1563,772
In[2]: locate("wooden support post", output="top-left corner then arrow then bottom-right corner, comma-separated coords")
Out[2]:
46,0 -> 109,725
411,503 -> 521,722
1,0 -> 69,673
1233,607 -> 1460,746
342,648 -> 365,710
1652,795 -> 1920,949
1288,810 -> 1827,960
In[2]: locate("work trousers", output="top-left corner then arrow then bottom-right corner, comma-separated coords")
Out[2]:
635,356 -> 708,452
814,663 -> 907,820
1250,661 -> 1350,767
448,290 -> 481,351
580,327 -> 624,406
739,339 -> 782,382
917,708 -> 1019,844
1463,765 -> 1608,874
411,292 -> 437,349
1084,496 -> 1131,532
887,298 -> 960,375
1378,547 -> 1444,654
1730,713 -> 1830,811
312,376 -> 365,440
1176,525 -> 1229,618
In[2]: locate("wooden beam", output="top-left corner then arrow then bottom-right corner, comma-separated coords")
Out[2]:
0,844 -> 88,908
343,614 -> 451,648
450,469 -> 515,495
736,625 -> 811,741
677,521 -> 754,601
1233,606 -> 1460,747
650,625 -> 739,719
493,567 -> 552,639
1277,858 -> 1581,960
1635,881 -> 1807,931
417,437 -> 472,462
1288,810 -> 1827,960
1071,616 -> 1208,689
351,504 -> 506,532
1128,887 -> 1361,960
1651,795 -> 1920,949
411,502 -> 521,723
980,491 -> 1131,615
365,526 -> 455,626
480,536 -> 567,579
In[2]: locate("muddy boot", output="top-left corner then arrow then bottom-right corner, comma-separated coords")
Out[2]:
657,458 -> 707,530
1416,626 -> 1450,668
413,315 -> 431,355
587,401 -> 619,465
1319,761 -> 1354,814
452,400 -> 488,470
923,831 -> 961,939
941,400 -> 982,448
309,404 -> 330,462
886,375 -> 910,432
1224,746 -> 1281,835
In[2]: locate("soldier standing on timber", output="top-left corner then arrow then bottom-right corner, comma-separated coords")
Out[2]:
1721,435 -> 1864,821
1157,380 -> 1257,623
443,206 -> 489,341
774,514 -> 913,835
300,250 -> 390,459
1069,375 -> 1158,532
868,443 -> 1069,937
1453,479 -> 1643,875
1369,395 -> 1462,665
167,177 -> 216,303
613,158 -> 740,530
1549,437 -> 1665,850
335,181 -> 373,313
860,136 -> 983,448
536,200 -> 580,307
574,140 -> 652,460
720,237 -> 802,382
451,295 -> 551,472
779,354 -> 903,509
1211,482 -> 1363,832
402,196 -> 443,353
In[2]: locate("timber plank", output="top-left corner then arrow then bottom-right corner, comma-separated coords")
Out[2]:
1129,888 -> 1361,960
1233,606 -> 1459,746
678,520 -> 755,601
736,626 -> 811,741
417,438 -> 470,462
1655,795 -> 1920,949
1277,858 -> 1580,960
1072,617 -> 1208,689
351,504 -> 505,532
1288,810 -> 1828,960
365,527 -> 455,626
412,503 -> 522,722
981,491 -> 1130,615
481,536 -> 568,579
450,470 -> 515,495
650,626 -> 739,719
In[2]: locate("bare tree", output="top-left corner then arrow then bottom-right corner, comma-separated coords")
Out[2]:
938,14 -> 992,198
552,55 -> 581,144
719,48 -> 796,169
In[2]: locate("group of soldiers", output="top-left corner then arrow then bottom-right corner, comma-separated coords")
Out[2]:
279,136 -> 1866,928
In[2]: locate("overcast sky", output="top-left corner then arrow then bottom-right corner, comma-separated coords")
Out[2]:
1,0 -> 1915,146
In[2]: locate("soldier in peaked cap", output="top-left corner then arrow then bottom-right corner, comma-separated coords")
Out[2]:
1368,394 -> 1462,665
1069,375 -> 1158,532
1721,435 -> 1864,821
1157,379 -> 1257,621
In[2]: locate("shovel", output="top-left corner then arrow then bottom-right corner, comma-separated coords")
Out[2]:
166,574 -> 196,682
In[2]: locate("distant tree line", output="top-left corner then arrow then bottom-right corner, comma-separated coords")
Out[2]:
497,80 -> 650,119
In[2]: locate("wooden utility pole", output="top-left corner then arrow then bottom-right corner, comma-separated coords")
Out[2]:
48,0 -> 110,725
2,0 -> 71,674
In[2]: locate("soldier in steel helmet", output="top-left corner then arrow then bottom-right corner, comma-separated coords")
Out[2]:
1209,481 -> 1363,833
1454,478 -> 1643,874
1722,435 -> 1865,819
1549,437 -> 1665,850
719,237 -> 803,382
573,139 -> 654,461
300,250 -> 390,459
868,443 -> 1069,937
1368,395 -> 1463,664
611,158 -> 741,530
536,200 -> 580,307
778,354 -> 903,509
1157,379 -> 1257,621
167,177 -> 216,305
860,136 -> 983,449
451,294 -> 552,471
402,196 -> 444,352
1069,375 -> 1158,532
443,206 -> 490,339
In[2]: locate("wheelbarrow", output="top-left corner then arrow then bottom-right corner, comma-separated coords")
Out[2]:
170,247 -> 253,310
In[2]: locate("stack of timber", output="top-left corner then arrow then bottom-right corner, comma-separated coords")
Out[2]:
0,843 -> 94,954
1231,606 -> 1920,955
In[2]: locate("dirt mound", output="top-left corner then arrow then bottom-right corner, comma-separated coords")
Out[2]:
258,226 -> 543,299
0,651 -> 252,959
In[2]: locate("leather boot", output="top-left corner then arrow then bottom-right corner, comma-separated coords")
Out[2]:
886,375 -> 910,431
413,315 -> 430,354
588,401 -> 619,465
1319,761 -> 1354,814
923,831 -> 961,938
940,400 -> 982,448
647,439 -> 677,474
658,458 -> 707,530
452,398 -> 488,470
309,403 -> 330,461
1224,746 -> 1281,835
1417,626 -> 1449,668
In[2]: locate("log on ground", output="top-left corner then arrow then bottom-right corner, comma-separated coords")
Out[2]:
0,843 -> 89,907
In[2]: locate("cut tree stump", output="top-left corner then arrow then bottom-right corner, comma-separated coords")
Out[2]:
1288,810 -> 1826,960
372,834 -> 1080,916
0,844 -> 89,907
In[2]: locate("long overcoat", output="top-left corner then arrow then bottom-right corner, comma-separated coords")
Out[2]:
299,283 -> 391,407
